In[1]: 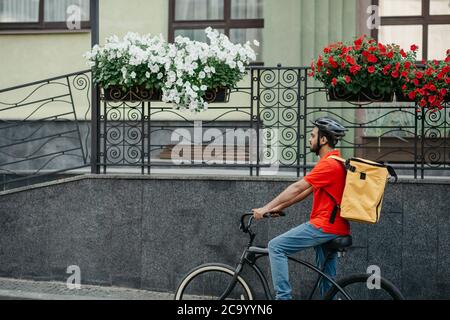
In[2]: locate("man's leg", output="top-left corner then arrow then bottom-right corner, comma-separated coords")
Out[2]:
268,222 -> 336,300
314,244 -> 338,297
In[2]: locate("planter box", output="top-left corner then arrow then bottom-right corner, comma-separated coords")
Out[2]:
395,90 -> 415,103
103,86 -> 162,102
203,87 -> 231,103
327,87 -> 393,103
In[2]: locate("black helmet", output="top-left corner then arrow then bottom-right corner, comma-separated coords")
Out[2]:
310,117 -> 347,141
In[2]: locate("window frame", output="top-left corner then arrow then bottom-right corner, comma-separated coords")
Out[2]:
0,0 -> 90,32
168,0 -> 264,64
371,0 -> 450,61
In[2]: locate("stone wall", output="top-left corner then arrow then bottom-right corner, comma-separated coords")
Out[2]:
0,174 -> 448,299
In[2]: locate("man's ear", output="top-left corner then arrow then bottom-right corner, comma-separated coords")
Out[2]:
320,135 -> 328,146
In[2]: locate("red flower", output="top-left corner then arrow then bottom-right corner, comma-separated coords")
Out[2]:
440,88 -> 447,96
428,95 -> 436,103
383,64 -> 392,75
368,66 -> 375,73
429,84 -> 437,91
401,71 -> 409,78
328,56 -> 338,68
408,91 -> 416,100
404,61 -> 411,69
419,99 -> 427,107
345,75 -> 351,83
317,55 -> 324,67
367,54 -> 378,63
378,43 -> 387,53
413,79 -> 420,86
415,71 -> 423,79
354,35 -> 364,48
350,65 -> 361,74
387,51 -> 394,59
345,55 -> 356,65
331,78 -> 338,86
410,44 -> 418,52
324,47 -> 330,54
391,70 -> 399,78
400,49 -> 407,57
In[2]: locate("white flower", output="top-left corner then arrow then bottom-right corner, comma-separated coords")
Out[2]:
200,85 -> 207,91
130,71 -> 137,79
157,72 -> 163,79
121,66 -> 127,78
145,71 -> 151,78
199,71 -> 206,79
253,40 -> 260,47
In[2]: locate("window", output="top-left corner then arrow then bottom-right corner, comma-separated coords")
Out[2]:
372,0 -> 450,61
0,0 -> 90,31
169,0 -> 264,63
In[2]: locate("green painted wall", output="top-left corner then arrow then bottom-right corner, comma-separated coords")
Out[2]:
0,0 -> 358,136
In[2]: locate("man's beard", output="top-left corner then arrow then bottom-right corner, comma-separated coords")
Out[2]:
309,143 -> 320,155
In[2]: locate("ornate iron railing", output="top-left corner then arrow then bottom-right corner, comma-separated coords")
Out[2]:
0,70 -> 91,190
1,66 -> 449,191
95,66 -> 449,179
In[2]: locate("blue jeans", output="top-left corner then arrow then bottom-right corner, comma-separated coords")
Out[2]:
268,222 -> 339,300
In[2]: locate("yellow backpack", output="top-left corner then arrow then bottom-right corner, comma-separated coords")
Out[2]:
327,156 -> 397,224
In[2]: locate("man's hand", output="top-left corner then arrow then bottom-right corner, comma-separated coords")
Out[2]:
252,207 -> 268,220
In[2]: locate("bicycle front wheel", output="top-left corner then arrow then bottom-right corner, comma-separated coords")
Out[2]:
323,273 -> 405,300
174,263 -> 254,300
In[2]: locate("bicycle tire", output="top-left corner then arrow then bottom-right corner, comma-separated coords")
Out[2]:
174,263 -> 254,300
323,273 -> 405,300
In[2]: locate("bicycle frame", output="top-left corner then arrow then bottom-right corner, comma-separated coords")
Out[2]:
219,247 -> 352,300
219,213 -> 352,300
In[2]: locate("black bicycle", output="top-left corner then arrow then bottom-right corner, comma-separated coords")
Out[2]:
174,212 -> 405,300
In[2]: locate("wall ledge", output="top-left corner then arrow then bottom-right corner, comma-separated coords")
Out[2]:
1,173 -> 450,197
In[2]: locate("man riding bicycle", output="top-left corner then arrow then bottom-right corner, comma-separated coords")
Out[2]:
252,117 -> 350,300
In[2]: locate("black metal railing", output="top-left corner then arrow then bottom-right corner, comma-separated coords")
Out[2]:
0,70 -> 91,190
95,66 -> 449,179
1,66 -> 449,191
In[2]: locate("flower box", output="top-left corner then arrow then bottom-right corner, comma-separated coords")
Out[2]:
310,35 -> 418,105
394,90 -> 415,103
327,87 -> 393,103
103,86 -> 162,102
203,87 -> 231,103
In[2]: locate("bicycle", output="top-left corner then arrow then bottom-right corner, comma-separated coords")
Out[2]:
174,212 -> 405,300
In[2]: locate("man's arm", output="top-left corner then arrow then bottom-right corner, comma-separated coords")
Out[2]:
270,185 -> 313,212
252,179 -> 313,219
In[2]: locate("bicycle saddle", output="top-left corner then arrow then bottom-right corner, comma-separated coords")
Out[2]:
323,235 -> 352,252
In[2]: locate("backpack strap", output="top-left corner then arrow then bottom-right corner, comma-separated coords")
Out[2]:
386,165 -> 398,183
324,190 -> 340,224
328,155 -> 345,163
326,155 -> 346,224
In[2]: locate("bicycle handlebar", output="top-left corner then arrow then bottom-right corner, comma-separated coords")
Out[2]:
239,211 -> 286,233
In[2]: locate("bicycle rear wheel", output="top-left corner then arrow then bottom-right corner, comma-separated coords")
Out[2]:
174,263 -> 254,300
323,273 -> 405,300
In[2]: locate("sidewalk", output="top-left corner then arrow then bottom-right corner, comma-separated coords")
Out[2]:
0,277 -> 174,300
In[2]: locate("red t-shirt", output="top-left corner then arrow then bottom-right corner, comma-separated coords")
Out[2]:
303,150 -> 350,235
